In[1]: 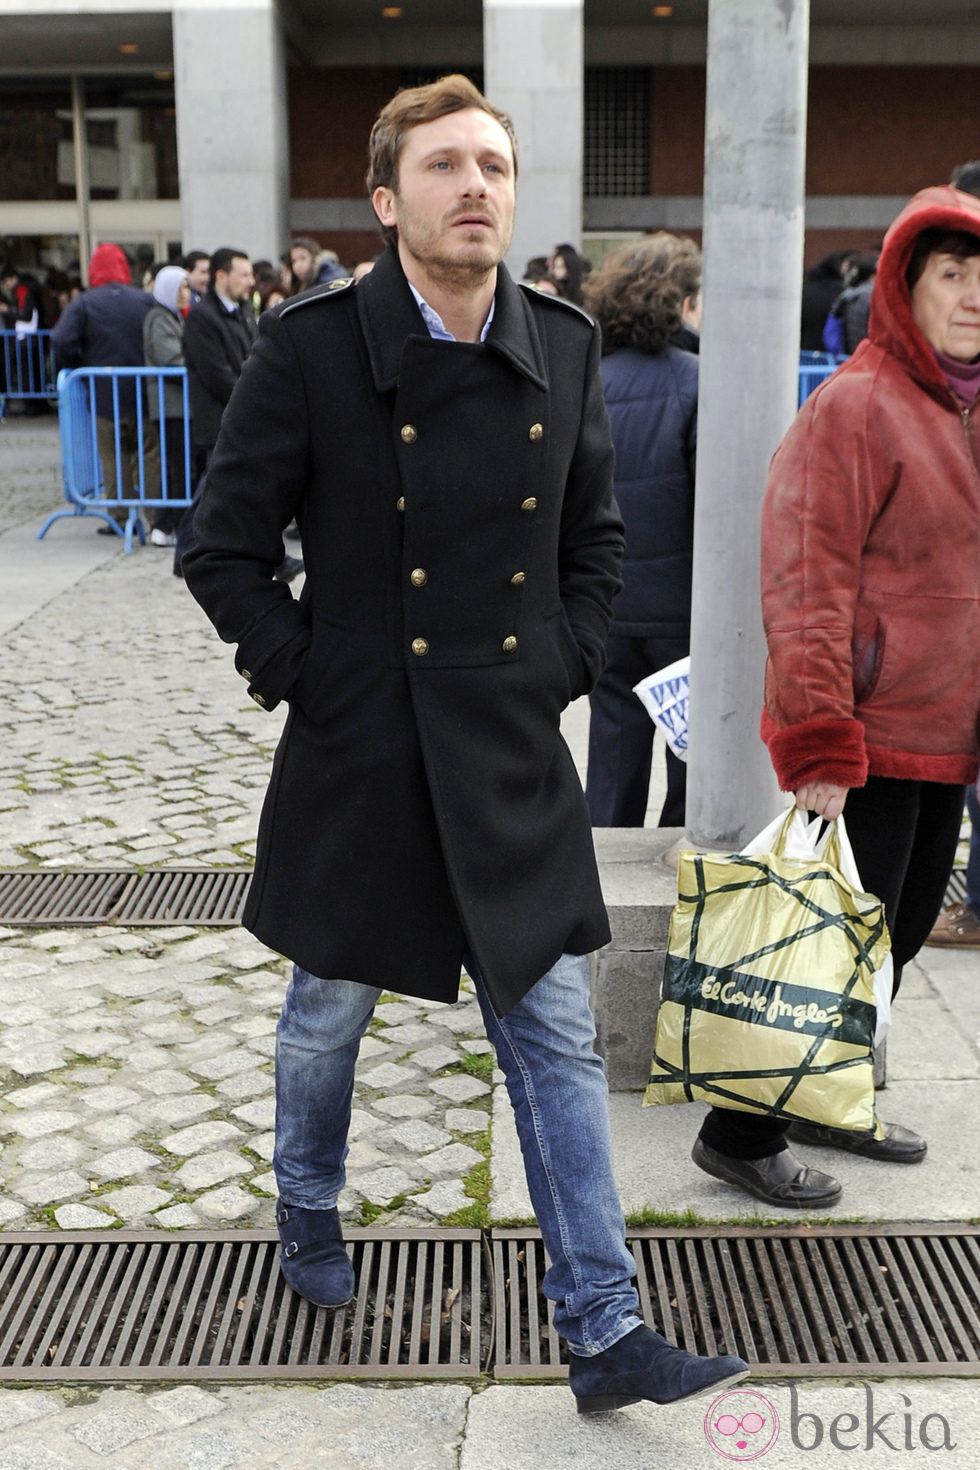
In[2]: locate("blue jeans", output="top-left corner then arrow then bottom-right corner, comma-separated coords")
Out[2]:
274,953 -> 642,1355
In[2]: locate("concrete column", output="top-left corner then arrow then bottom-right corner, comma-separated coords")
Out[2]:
483,0 -> 583,278
172,0 -> 289,262
686,0 -> 810,848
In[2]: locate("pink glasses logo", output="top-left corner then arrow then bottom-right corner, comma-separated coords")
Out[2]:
705,1387 -> 780,1461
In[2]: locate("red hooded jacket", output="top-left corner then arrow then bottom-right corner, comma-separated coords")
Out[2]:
761,186 -> 980,790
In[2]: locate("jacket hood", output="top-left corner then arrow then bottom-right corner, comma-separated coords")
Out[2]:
869,185 -> 980,394
88,243 -> 132,288
152,264 -> 189,316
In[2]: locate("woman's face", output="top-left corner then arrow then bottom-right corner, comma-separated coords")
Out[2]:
910,249 -> 980,362
290,246 -> 314,283
177,279 -> 192,312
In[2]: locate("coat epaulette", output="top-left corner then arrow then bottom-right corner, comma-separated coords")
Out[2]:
517,281 -> 593,325
279,277 -> 354,317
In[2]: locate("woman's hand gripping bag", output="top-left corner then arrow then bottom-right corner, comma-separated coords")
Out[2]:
643,808 -> 891,1132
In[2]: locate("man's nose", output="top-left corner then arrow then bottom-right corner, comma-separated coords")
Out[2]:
459,159 -> 487,196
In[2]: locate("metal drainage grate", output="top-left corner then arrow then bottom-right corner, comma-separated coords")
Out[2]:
0,869 -> 251,926
4,1226 -> 979,1383
492,1226 -> 980,1380
0,1230 -> 486,1381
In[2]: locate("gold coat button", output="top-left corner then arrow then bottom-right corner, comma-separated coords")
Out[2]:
510,571 -> 525,585
396,496 -> 405,512
502,635 -> 518,653
240,668 -> 252,680
400,424 -> 417,444
521,497 -> 537,512
529,422 -> 543,441
410,568 -> 428,587
251,690 -> 267,707
411,637 -> 429,657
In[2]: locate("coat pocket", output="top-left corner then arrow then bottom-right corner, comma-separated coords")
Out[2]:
851,615 -> 884,705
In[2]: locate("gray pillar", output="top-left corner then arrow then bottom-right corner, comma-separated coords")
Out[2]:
172,0 -> 289,262
483,0 -> 583,278
70,76 -> 92,287
686,0 -> 810,848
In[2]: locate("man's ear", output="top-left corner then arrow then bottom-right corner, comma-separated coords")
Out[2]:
372,186 -> 396,229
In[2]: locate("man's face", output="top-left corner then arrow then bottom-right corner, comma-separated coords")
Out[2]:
290,246 -> 315,284
219,255 -> 255,303
372,107 -> 516,285
186,258 -> 209,294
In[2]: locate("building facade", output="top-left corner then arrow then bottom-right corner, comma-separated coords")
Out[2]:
1,0 -> 978,285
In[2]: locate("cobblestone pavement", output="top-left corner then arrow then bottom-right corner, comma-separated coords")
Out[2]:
0,418 -> 494,1232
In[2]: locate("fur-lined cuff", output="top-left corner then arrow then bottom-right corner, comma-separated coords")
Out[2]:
761,711 -> 868,792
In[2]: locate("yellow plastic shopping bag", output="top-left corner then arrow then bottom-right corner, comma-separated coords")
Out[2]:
643,807 -> 891,1132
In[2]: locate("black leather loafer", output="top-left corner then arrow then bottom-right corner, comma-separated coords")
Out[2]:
568,1322 -> 748,1414
692,1137 -> 842,1208
276,1202 -> 354,1308
788,1118 -> 927,1163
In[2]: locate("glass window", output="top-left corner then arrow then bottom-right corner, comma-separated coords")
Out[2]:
584,67 -> 651,198
0,74 -> 178,203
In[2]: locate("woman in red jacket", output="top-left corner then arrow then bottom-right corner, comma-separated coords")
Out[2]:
693,186 -> 980,1208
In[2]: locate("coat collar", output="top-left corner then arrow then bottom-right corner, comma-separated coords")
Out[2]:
356,247 -> 548,393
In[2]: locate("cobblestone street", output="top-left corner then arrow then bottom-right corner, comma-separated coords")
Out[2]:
0,419 -> 493,1234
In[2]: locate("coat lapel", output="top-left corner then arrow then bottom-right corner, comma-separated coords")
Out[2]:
357,248 -> 549,394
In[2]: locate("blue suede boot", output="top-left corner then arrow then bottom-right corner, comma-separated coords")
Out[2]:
568,1323 -> 749,1414
276,1202 -> 355,1309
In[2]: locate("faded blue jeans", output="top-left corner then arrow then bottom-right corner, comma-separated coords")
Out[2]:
274,952 -> 642,1355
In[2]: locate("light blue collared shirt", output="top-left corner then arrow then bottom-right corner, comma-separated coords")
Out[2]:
408,281 -> 495,343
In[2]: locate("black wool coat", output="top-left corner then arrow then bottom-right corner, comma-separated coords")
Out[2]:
182,290 -> 257,450
183,249 -> 624,1016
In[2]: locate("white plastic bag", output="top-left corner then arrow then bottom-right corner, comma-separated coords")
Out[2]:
632,655 -> 690,762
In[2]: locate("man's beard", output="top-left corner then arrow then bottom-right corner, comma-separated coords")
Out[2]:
399,210 -> 512,289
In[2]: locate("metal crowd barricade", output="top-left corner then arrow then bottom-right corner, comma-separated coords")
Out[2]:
0,329 -> 56,419
38,366 -> 194,554
798,349 -> 846,406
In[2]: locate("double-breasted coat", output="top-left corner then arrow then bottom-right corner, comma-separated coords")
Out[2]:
183,248 -> 624,1016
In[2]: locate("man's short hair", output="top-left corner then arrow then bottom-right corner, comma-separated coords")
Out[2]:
366,74 -> 518,250
209,247 -> 249,280
181,249 -> 209,271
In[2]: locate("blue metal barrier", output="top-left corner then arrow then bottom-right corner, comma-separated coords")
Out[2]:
798,350 -> 846,406
38,366 -> 194,553
0,329 -> 56,419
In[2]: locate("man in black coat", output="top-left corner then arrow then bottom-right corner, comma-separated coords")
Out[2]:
177,247 -> 301,581
184,75 -> 746,1414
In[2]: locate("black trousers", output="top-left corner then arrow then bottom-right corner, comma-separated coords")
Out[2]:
585,631 -> 689,828
699,775 -> 966,1159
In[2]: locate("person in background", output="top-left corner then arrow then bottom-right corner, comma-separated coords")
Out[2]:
143,265 -> 192,547
181,250 -> 210,308
583,233 -> 701,829
288,237 -> 347,293
547,242 -> 589,307
692,184 -> 980,1209
176,246 -> 302,584
800,252 -> 843,350
51,242 -> 157,526
823,252 -> 879,355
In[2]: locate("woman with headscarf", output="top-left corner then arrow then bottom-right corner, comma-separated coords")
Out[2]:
692,185 -> 980,1210
143,264 -> 192,545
